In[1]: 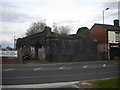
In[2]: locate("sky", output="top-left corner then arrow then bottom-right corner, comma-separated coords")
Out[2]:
0,0 -> 119,48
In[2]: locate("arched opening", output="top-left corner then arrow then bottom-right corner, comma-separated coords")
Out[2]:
32,42 -> 45,60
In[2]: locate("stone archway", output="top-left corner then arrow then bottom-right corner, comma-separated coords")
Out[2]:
34,42 -> 45,60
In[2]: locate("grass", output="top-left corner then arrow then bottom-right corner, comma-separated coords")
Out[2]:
38,60 -> 52,64
91,78 -> 120,88
76,78 -> 120,90
22,59 -> 53,64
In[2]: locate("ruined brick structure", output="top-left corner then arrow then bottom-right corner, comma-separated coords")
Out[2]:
16,27 -> 98,62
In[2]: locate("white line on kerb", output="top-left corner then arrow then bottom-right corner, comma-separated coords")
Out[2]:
33,68 -> 42,71
4,68 -> 15,71
83,65 -> 88,68
103,64 -> 106,67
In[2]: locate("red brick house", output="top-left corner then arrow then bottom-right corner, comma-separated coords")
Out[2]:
89,20 -> 120,60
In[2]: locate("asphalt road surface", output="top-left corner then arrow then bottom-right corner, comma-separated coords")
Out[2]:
2,61 -> 119,90
2,61 -> 119,85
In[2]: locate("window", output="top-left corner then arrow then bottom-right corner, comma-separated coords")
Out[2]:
115,32 -> 120,42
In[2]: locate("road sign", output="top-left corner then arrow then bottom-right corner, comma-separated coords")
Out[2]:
0,51 -> 17,57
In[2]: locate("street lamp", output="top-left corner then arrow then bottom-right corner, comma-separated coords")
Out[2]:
102,8 -> 109,61
103,8 -> 109,24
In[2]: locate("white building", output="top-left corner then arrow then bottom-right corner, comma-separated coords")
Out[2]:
108,31 -> 120,44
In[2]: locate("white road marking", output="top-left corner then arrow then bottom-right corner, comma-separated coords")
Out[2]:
33,68 -> 42,71
33,67 -> 71,71
59,67 -> 65,69
4,68 -> 15,71
59,67 -> 71,70
83,65 -> 88,68
103,64 -> 106,67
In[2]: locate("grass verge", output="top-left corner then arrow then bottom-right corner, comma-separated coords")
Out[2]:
75,78 -> 120,89
22,60 -> 53,64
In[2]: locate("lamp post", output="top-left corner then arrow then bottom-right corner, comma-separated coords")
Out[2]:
103,8 -> 109,61
103,8 -> 109,24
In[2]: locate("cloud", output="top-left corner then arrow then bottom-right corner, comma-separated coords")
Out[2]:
107,9 -> 118,17
1,2 -> 33,23
102,1 -> 118,9
2,2 -> 21,9
101,1 -> 118,10
57,20 -> 81,25
100,1 -> 118,18
1,10 -> 33,23
84,1 -> 118,25
2,29 -> 18,35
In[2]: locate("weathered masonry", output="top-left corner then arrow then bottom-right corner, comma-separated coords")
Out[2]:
16,27 -> 98,62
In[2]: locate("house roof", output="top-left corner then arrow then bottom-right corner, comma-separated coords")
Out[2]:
92,23 -> 120,31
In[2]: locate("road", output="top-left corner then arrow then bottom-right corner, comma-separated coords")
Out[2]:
2,61 -> 119,87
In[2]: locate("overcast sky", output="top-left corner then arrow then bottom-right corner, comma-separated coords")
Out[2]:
0,0 -> 119,48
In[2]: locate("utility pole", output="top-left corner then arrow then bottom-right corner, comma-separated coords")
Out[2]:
14,35 -> 15,50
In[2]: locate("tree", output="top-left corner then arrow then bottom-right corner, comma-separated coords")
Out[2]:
76,27 -> 89,38
52,22 -> 59,33
52,23 -> 71,35
26,20 -> 46,36
59,25 -> 71,35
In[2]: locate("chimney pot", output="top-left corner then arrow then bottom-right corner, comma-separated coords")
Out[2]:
114,19 -> 119,27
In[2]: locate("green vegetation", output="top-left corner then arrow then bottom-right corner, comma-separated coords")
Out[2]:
38,60 -> 52,64
26,20 -> 46,36
52,22 -> 72,35
91,78 -> 120,89
76,78 -> 120,90
76,27 -> 89,38
22,60 -> 52,64
26,21 -> 72,37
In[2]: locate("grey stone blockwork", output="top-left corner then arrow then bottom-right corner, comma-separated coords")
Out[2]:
45,38 -> 98,62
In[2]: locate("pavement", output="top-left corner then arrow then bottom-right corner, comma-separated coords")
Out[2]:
2,81 -> 79,90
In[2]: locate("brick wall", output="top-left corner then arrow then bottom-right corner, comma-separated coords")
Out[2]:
89,25 -> 107,44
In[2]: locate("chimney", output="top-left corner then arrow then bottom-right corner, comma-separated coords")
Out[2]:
114,19 -> 119,27
44,26 -> 51,34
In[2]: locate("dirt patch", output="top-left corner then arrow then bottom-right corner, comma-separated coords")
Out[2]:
75,81 -> 95,88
